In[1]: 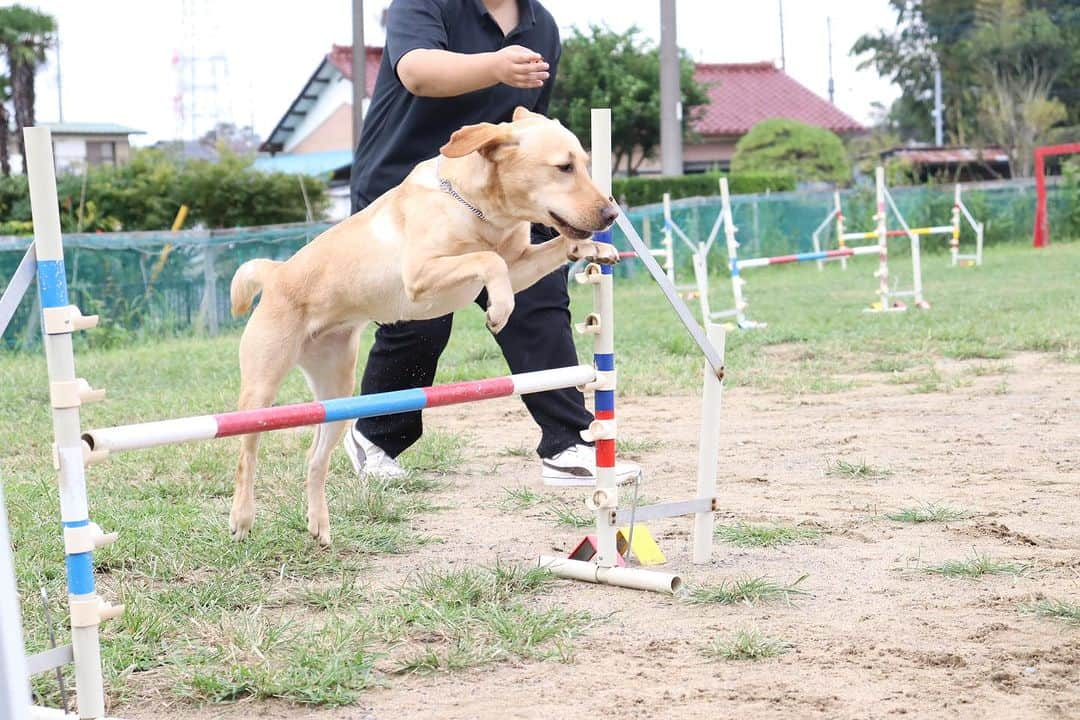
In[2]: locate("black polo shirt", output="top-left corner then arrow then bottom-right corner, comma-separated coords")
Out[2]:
350,0 -> 561,211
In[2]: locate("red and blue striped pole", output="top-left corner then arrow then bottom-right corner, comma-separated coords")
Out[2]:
83,365 -> 596,454
588,108 -> 620,568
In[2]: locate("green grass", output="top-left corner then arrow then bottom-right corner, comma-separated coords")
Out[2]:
498,486 -> 548,510
714,522 -> 822,548
684,575 -> 809,605
543,499 -> 593,528
704,628 -> 792,661
616,436 -> 665,459
4,241 -> 1080,709
1022,599 -> 1080,626
826,458 -> 892,480
886,503 -> 968,523
923,553 -> 1027,578
498,444 -> 533,458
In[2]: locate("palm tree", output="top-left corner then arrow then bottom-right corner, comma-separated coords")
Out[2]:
0,5 -> 56,172
0,76 -> 10,176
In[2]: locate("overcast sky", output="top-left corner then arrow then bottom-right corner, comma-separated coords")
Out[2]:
10,0 -> 902,146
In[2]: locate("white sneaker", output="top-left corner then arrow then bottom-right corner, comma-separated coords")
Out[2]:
541,444 -> 641,487
342,425 -> 408,480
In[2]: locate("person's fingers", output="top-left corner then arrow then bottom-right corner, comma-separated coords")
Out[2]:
508,47 -> 543,64
513,68 -> 549,79
509,73 -> 548,88
511,59 -> 548,72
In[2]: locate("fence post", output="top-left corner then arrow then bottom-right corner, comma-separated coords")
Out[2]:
198,246 -> 220,336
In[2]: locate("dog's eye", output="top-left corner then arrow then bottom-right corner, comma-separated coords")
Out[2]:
557,163 -> 574,173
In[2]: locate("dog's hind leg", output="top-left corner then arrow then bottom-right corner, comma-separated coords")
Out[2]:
296,324 -> 364,545
230,303 -> 303,541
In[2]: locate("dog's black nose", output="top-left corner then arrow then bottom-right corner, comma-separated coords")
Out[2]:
599,204 -> 619,225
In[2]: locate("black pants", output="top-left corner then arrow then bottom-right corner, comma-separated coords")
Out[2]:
354,240 -> 594,459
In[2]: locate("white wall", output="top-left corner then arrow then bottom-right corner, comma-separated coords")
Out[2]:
284,75 -> 354,154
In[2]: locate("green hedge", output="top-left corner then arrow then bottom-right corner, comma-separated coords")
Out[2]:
613,171 -> 795,207
0,148 -> 329,233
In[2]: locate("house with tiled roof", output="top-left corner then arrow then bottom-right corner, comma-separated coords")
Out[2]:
257,46 -> 864,216
680,62 -> 864,172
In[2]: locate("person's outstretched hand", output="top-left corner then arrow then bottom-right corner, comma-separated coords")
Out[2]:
493,45 -> 549,89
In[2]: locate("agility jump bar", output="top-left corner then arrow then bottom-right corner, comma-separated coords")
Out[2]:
83,365 -> 596,454
841,225 -> 953,241
736,244 -> 879,270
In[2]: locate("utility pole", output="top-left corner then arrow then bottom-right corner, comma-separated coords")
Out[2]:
56,23 -> 63,122
778,0 -> 786,70
659,0 -> 682,176
826,17 -> 835,104
932,55 -> 943,146
352,0 -> 367,150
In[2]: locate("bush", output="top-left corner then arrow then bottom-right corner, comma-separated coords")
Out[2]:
614,171 -> 795,207
731,119 -> 850,185
0,148 -> 329,233
1062,157 -> 1080,238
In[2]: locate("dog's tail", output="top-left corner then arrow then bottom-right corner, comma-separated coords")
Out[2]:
230,259 -> 281,317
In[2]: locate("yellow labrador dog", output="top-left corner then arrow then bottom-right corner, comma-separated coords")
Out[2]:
228,106 -> 618,544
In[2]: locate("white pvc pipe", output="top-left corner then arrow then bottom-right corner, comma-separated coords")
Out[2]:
736,257 -> 770,270
0,483 -> 32,720
83,415 -> 218,453
883,187 -> 926,308
834,191 -> 848,270
850,244 -> 881,256
691,252 -> 711,323
538,556 -> 682,594
692,324 -> 725,564
955,187 -> 984,265
511,365 -> 596,394
718,177 -> 749,327
25,126 -> 107,720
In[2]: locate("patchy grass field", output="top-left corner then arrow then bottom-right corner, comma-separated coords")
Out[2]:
2,242 -> 1079,718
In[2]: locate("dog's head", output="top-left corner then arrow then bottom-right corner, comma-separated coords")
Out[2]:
439,107 -> 618,239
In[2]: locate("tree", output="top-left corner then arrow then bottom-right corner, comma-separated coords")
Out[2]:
730,119 -> 851,185
0,75 -> 10,176
968,0 -> 1067,176
852,0 -> 1079,176
0,5 -> 56,172
852,0 -> 982,145
547,25 -> 709,175
199,122 -> 262,155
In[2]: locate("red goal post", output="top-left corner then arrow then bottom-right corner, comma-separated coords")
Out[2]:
1033,142 -> 1080,248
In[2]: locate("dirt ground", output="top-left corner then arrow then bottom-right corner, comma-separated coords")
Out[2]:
134,351 -> 1079,720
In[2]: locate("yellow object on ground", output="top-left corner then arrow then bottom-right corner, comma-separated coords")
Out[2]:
617,525 -> 666,566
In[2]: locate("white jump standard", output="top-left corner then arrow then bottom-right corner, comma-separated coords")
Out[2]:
816,169 -> 985,268
712,167 -> 928,328
16,113 -> 728,718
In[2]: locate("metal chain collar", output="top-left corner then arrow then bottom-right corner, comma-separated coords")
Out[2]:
436,156 -> 488,223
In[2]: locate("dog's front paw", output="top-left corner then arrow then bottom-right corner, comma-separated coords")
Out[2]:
486,297 -> 514,334
567,241 -> 619,265
586,242 -> 619,265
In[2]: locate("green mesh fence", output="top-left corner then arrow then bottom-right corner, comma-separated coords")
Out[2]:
0,178 -> 1074,350
614,177 -> 1075,278
0,222 -> 330,349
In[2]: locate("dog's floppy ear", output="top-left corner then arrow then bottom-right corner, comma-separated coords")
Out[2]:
512,106 -> 544,122
440,122 -> 517,159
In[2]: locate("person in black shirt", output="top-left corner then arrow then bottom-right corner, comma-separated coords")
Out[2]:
345,0 -> 638,485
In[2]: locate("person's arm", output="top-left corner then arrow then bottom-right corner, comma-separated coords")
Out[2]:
397,45 -> 549,97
